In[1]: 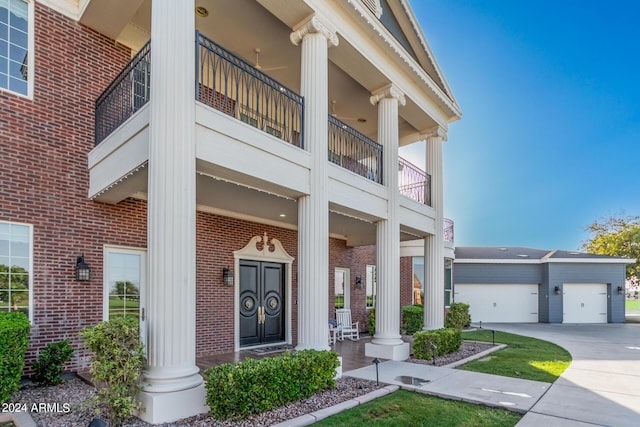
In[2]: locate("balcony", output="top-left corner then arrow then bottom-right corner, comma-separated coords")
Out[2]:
398,157 -> 431,206
94,34 -> 430,206
443,218 -> 454,242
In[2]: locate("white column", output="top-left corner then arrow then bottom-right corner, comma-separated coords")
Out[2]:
423,126 -> 447,330
138,1 -> 207,423
291,16 -> 338,351
365,85 -> 409,361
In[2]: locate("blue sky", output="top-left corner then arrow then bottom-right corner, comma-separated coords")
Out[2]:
400,0 -> 640,251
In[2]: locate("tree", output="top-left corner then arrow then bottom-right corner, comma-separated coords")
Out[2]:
582,215 -> 640,279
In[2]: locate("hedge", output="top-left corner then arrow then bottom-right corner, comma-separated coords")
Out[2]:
444,302 -> 471,329
402,304 -> 424,334
205,350 -> 340,420
413,328 -> 462,360
0,311 -> 30,403
368,308 -> 375,334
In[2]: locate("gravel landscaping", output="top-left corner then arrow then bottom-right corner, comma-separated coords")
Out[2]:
10,340 -> 497,426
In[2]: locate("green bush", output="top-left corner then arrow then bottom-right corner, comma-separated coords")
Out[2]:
445,302 -> 471,329
402,304 -> 424,334
413,328 -> 462,360
31,340 -> 74,386
0,312 -> 30,403
205,350 -> 339,420
368,308 -> 375,334
80,317 -> 145,426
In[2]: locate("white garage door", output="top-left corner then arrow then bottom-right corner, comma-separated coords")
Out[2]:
455,284 -> 538,323
563,283 -> 607,323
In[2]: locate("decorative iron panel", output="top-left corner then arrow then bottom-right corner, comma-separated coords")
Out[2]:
398,156 -> 431,206
95,41 -> 151,145
328,114 -> 383,184
196,31 -> 304,148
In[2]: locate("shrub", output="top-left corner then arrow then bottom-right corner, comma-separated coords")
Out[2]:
0,312 -> 30,403
205,349 -> 339,420
402,304 -> 424,334
445,302 -> 471,329
31,340 -> 74,386
368,308 -> 375,334
80,317 -> 145,426
413,328 -> 462,360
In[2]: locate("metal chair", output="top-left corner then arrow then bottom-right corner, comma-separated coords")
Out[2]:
336,308 -> 360,341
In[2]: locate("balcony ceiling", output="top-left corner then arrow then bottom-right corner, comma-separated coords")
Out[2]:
84,0 -> 438,144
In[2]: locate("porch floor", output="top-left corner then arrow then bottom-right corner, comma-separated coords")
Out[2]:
196,335 -> 377,374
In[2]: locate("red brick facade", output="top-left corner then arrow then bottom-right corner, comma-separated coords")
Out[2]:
0,3 -> 423,375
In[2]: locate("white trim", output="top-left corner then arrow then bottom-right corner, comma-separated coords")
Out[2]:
102,245 -> 147,347
455,258 -> 634,265
233,233 -> 294,352
334,267 -> 350,310
0,0 -> 34,99
0,220 -> 33,322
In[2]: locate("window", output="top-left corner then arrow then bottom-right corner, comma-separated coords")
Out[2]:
412,257 -> 424,304
104,247 -> 145,321
366,264 -> 376,309
0,0 -> 34,98
0,221 -> 32,320
445,258 -> 453,306
334,268 -> 350,310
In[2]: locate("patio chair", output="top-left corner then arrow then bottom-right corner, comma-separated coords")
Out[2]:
336,308 -> 359,341
328,318 -> 340,345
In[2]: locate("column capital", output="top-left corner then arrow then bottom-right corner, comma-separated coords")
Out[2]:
421,125 -> 448,142
290,15 -> 339,47
370,84 -> 406,107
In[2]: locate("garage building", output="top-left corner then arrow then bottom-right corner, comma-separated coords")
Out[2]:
453,247 -> 633,324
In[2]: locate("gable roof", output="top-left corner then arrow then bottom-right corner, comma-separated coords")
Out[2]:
359,0 -> 459,107
454,246 -> 635,264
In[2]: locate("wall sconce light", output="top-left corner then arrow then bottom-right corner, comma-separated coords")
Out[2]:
222,267 -> 234,286
76,255 -> 91,281
355,276 -> 363,289
554,286 -> 560,295
617,286 -> 624,295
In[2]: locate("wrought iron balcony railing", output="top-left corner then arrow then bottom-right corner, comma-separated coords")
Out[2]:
443,217 -> 454,242
398,156 -> 431,206
196,31 -> 304,148
328,115 -> 383,184
95,41 -> 151,145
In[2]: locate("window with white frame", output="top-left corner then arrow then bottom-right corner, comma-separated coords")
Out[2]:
366,264 -> 376,309
0,0 -> 34,98
104,247 -> 145,321
444,258 -> 453,306
412,257 -> 424,305
0,221 -> 32,320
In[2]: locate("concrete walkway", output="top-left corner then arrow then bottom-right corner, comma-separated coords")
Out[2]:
482,323 -> 640,427
345,361 -> 550,413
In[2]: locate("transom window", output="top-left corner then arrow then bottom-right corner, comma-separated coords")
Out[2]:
0,0 -> 33,97
0,221 -> 32,320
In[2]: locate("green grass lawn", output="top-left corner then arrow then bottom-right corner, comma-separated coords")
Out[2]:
459,330 -> 571,382
626,299 -> 640,311
316,390 -> 521,427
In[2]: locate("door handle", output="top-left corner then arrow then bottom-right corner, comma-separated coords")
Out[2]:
258,306 -> 265,324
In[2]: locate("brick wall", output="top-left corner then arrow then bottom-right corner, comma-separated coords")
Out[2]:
0,3 -> 414,375
0,3 -> 138,374
400,256 -> 414,307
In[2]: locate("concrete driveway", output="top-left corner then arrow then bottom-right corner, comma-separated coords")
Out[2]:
482,323 -> 640,427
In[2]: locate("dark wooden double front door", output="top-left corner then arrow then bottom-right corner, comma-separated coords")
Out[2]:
239,260 -> 285,347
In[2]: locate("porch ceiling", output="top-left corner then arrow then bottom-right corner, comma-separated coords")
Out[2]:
89,0 -> 435,145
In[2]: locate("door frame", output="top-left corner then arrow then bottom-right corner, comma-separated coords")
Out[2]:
334,267 -> 350,311
102,245 -> 147,348
233,233 -> 294,351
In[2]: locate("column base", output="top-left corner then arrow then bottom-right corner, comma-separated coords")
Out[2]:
365,342 -> 410,361
137,384 -> 208,424
335,356 -> 343,379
